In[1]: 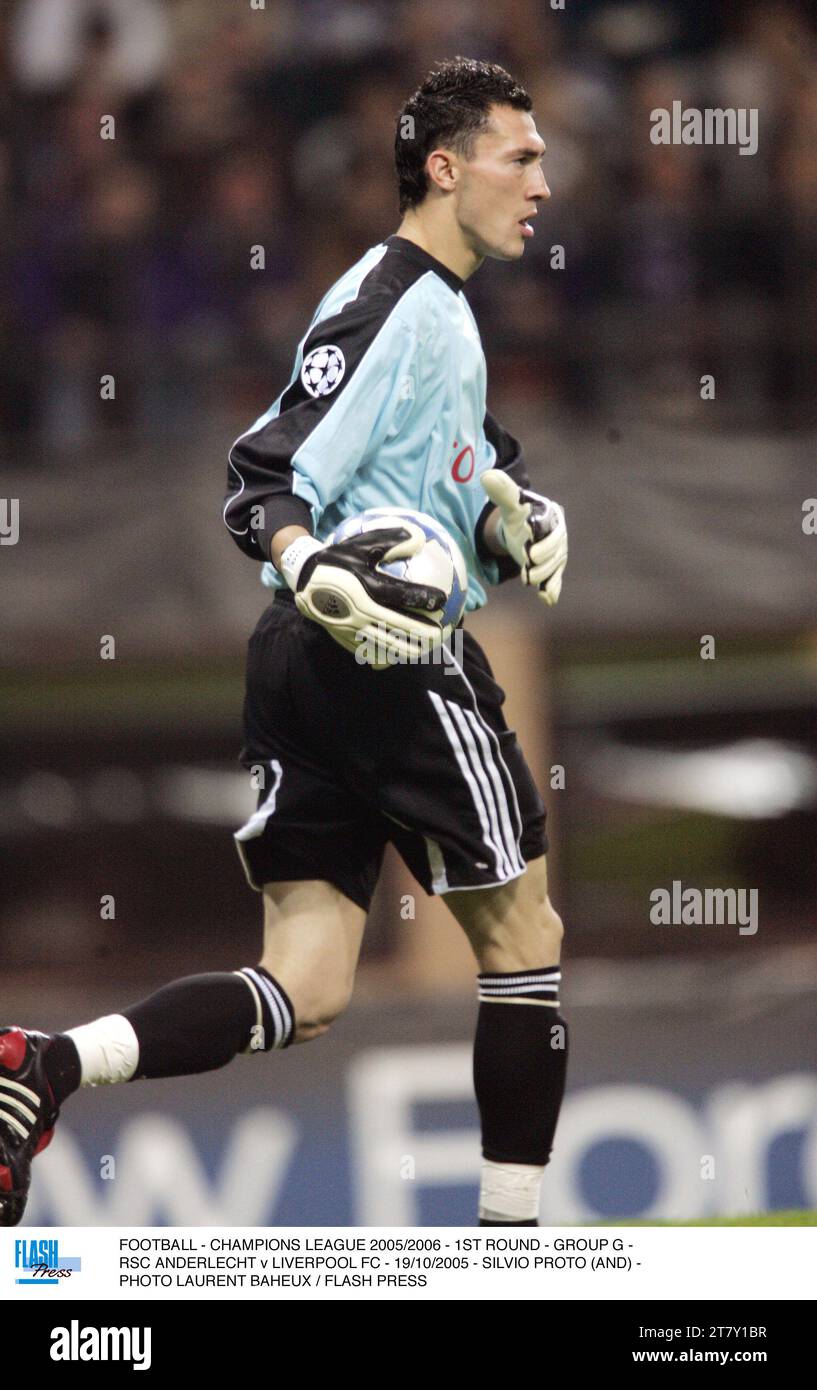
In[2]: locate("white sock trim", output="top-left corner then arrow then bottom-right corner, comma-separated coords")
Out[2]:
66,1014 -> 140,1087
478,1159 -> 545,1222
235,970 -> 263,1053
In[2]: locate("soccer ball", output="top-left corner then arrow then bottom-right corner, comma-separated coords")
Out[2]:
325,507 -> 468,648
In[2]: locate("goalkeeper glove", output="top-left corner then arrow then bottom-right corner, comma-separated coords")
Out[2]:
480,470 -> 567,607
279,527 -> 447,668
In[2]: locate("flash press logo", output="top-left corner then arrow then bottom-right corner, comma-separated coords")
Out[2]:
50,1321 -> 152,1372
14,1237 -> 81,1285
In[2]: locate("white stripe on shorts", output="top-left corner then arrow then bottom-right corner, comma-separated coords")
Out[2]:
234,759 -> 284,842
440,646 -> 526,873
445,700 -> 515,878
428,690 -> 512,881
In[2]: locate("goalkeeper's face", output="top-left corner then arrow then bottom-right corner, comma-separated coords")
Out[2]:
454,105 -> 550,262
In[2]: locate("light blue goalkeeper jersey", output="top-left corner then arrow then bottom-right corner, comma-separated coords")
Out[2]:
224,234 -> 531,609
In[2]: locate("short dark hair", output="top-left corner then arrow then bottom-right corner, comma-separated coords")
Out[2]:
394,57 -> 533,215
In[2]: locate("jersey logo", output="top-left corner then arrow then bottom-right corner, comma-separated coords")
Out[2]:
450,439 -> 475,483
301,345 -> 345,398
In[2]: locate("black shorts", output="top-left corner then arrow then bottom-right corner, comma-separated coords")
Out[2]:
234,590 -> 548,912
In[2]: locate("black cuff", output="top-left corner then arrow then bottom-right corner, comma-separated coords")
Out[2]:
474,500 -> 522,584
254,494 -> 314,561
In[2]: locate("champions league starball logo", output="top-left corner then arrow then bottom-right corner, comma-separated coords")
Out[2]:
301,344 -> 345,398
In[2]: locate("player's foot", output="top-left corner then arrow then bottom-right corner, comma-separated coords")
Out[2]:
0,1028 -> 60,1227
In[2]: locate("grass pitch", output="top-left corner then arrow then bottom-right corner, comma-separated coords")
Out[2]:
601,1211 -> 817,1227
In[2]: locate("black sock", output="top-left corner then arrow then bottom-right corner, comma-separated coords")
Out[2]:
44,1034 -> 82,1106
473,966 -> 568,1165
41,969 -> 295,1090
479,1218 -> 538,1226
122,968 -> 295,1079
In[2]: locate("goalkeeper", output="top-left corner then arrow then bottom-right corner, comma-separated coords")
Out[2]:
1,58 -> 568,1229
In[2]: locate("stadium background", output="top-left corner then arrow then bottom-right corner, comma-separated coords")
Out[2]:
1,0 -> 815,1224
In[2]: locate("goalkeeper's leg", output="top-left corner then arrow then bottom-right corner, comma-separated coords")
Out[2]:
1,881 -> 364,1225
447,854 -> 568,1226
49,878 -> 364,1090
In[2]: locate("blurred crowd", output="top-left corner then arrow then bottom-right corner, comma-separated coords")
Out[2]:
1,0 -> 816,457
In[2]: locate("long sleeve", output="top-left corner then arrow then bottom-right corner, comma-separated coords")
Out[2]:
474,409 -> 531,584
224,295 -> 419,562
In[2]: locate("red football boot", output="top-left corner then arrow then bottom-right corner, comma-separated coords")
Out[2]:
0,1028 -> 60,1226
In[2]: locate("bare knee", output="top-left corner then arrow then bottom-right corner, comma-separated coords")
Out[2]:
292,1007 -> 342,1045
468,897 -> 565,974
449,855 -> 566,973
257,878 -> 366,1046
541,900 -> 565,956
259,963 -> 353,1045
499,900 -> 564,972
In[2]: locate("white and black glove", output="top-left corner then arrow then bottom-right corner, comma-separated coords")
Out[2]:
278,527 -> 447,667
480,470 -> 568,607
